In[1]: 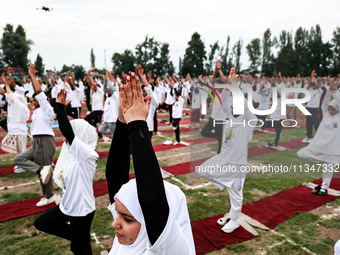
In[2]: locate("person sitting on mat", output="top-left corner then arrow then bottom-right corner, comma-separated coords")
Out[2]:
105,71 -> 195,254
297,81 -> 340,196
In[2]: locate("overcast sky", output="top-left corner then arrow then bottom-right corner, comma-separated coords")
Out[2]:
1,0 -> 340,73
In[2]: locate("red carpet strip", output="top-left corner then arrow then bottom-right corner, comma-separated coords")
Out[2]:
192,178 -> 340,255
0,137 -> 305,177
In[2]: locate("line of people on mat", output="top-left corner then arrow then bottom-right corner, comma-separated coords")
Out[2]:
199,63 -> 340,151
31,66 -> 196,254
198,60 -> 340,236
0,66 -> 192,176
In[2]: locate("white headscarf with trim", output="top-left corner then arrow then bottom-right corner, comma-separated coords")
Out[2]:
108,179 -> 195,254
328,99 -> 339,113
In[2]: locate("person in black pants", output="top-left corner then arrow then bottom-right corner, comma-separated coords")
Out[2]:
201,117 -> 224,154
84,70 -> 104,137
200,61 -> 226,154
105,72 -> 194,254
263,120 -> 283,149
34,89 -> 98,255
83,77 -> 92,112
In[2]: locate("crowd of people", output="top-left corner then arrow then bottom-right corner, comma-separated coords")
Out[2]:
0,61 -> 339,254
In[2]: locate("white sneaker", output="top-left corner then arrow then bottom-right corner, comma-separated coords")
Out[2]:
163,140 -> 173,145
165,121 -> 170,125
221,220 -> 240,233
217,213 -> 230,226
173,141 -> 179,145
306,138 -> 313,143
54,194 -> 62,205
14,166 -> 25,174
102,136 -> 112,143
36,195 -> 56,207
302,137 -> 308,143
40,165 -> 52,184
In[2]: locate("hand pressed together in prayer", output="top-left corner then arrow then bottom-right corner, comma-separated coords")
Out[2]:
119,72 -> 151,124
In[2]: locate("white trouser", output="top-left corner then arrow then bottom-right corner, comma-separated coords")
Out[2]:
321,164 -> 335,190
335,239 -> 340,255
226,177 -> 245,221
297,149 -> 334,190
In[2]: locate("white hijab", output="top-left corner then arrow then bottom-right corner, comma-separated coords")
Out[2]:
108,179 -> 195,255
53,119 -> 97,188
328,99 -> 339,113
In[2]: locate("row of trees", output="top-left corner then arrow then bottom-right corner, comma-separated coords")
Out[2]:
182,25 -> 340,77
1,23 -> 340,77
111,36 -> 175,76
246,26 -> 340,77
0,24 -> 46,75
112,25 -> 340,77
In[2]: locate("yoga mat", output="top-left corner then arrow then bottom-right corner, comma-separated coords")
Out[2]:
0,139 -> 192,177
253,123 -> 306,135
158,119 -> 190,127
241,183 -> 338,230
191,215 -> 256,255
192,180 -> 339,255
0,137 -> 306,177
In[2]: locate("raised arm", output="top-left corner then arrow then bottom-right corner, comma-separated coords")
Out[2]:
55,89 -> 75,145
87,69 -> 98,92
3,77 -> 12,94
105,110 -> 130,204
7,67 -> 17,89
136,64 -> 150,87
28,64 -> 42,94
120,72 -> 169,245
0,73 -> 7,96
67,71 -> 76,90
48,71 -> 56,87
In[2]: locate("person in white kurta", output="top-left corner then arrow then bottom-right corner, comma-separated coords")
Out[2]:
1,77 -> 30,173
136,65 -> 160,138
190,82 -> 201,129
98,79 -> 119,138
297,88 -> 340,196
106,71 -> 195,255
198,79 -> 256,233
35,89 -> 98,254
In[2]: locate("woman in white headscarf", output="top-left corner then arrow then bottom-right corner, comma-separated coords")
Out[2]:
297,83 -> 340,196
34,89 -> 98,255
105,71 -> 195,255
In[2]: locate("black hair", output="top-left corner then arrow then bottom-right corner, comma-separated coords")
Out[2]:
175,89 -> 181,97
33,91 -> 49,99
7,84 -> 15,92
15,81 -> 23,87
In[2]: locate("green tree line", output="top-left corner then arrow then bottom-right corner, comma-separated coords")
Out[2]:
1,23 -> 340,77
